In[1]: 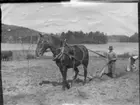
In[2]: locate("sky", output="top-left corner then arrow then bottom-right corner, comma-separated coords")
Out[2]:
1,2 -> 138,36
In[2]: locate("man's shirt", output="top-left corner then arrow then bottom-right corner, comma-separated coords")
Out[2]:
107,51 -> 117,62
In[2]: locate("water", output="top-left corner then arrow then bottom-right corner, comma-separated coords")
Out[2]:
1,42 -> 139,55
83,42 -> 138,55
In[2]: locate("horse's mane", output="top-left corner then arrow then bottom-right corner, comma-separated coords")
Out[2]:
49,35 -> 63,47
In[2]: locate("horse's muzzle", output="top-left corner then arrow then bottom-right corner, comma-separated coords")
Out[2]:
35,50 -> 42,57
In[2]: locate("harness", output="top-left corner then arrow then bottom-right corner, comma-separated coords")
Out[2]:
53,44 -> 86,68
52,43 -> 116,78
53,42 -> 109,70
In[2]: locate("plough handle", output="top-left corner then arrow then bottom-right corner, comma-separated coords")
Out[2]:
87,49 -> 107,58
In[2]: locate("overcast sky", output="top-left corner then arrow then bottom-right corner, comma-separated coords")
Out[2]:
1,2 -> 138,36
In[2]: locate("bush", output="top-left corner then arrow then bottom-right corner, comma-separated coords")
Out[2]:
26,54 -> 36,59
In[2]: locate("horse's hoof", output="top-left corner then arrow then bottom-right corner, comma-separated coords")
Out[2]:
67,83 -> 70,89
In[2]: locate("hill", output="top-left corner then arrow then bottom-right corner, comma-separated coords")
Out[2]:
2,24 -> 108,44
129,32 -> 138,42
2,24 -> 40,43
108,33 -> 138,42
108,35 -> 129,42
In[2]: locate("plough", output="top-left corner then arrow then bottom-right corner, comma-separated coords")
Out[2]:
77,59 -> 116,81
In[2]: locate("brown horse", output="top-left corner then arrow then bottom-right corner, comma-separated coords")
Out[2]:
35,33 -> 89,90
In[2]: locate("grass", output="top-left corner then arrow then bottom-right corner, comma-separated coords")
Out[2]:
10,50 -> 53,60
10,50 -> 35,60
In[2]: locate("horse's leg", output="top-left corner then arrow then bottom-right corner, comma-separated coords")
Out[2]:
57,63 -> 69,90
62,67 -> 70,90
83,65 -> 87,85
71,67 -> 79,86
73,67 -> 79,80
59,66 -> 63,81
58,66 -> 65,90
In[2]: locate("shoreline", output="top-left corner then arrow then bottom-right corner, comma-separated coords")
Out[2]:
1,50 -> 138,61
1,42 -> 138,54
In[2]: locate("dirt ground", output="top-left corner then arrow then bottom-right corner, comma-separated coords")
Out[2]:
1,57 -> 139,105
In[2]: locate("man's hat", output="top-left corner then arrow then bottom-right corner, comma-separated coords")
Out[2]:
109,46 -> 113,50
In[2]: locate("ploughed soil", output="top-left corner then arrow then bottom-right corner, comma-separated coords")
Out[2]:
1,57 -> 139,105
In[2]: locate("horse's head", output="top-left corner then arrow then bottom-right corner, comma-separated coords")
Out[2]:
35,33 -> 50,57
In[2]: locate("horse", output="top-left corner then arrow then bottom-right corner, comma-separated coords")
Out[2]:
35,33 -> 89,90
1,51 -> 13,61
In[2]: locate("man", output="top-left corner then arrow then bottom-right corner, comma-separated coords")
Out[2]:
126,55 -> 138,72
106,46 -> 117,78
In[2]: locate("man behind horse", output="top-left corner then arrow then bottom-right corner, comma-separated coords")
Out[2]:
107,46 -> 117,78
102,46 -> 117,78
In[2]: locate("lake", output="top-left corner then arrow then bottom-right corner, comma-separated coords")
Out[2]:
1,42 -> 139,55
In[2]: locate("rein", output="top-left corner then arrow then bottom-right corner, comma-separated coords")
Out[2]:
53,46 -> 107,62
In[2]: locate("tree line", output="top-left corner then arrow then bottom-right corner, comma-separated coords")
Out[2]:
2,30 -> 108,44
60,31 -> 108,44
2,24 -> 138,44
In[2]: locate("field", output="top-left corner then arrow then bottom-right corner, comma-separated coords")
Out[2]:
2,57 -> 139,105
1,42 -> 139,105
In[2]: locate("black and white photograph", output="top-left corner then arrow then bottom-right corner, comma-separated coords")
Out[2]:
1,2 -> 139,105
